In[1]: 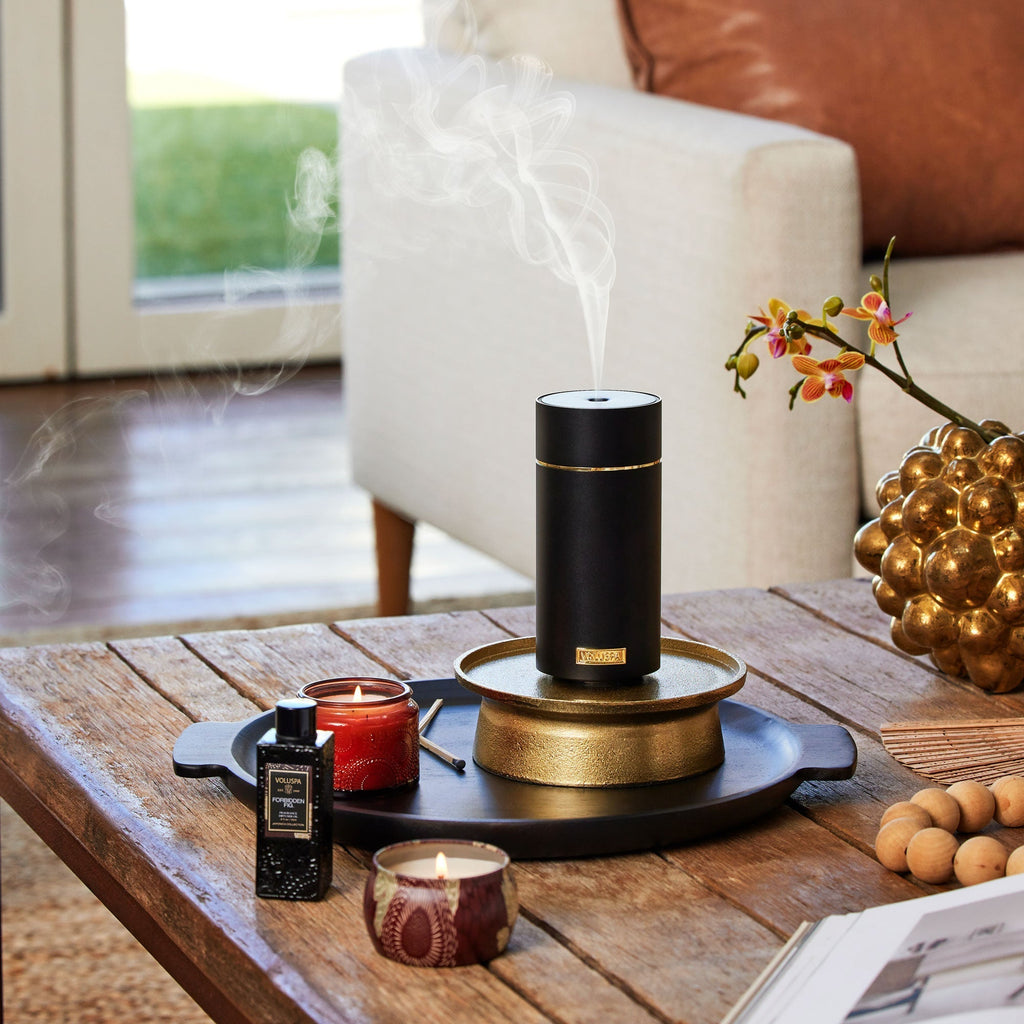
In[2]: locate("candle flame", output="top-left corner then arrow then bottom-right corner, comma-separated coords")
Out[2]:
435,852 -> 448,879
354,685 -> 362,701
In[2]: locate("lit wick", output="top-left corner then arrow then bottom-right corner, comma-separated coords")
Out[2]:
435,851 -> 448,879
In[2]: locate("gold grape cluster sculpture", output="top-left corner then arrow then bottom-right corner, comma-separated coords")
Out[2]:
855,420 -> 1024,693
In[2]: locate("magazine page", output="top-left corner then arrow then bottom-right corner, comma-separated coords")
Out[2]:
725,872 -> 1024,1024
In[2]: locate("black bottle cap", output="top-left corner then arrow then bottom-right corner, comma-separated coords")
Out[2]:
274,698 -> 317,742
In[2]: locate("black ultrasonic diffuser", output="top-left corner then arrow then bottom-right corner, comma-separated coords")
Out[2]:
535,390 -> 662,683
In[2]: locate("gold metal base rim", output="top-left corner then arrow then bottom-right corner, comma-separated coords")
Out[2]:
455,636 -> 746,788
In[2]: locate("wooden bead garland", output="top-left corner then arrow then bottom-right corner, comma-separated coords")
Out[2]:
875,776 -> 1024,887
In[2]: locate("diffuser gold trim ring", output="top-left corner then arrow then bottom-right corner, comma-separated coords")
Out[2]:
535,458 -> 662,472
454,637 -> 746,788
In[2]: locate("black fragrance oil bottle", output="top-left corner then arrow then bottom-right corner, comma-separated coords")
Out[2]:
256,698 -> 334,900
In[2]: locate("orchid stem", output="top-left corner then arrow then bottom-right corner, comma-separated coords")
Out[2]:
794,319 -> 1003,442
891,340 -> 913,384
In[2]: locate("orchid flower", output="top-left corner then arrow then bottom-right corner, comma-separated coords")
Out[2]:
750,298 -> 813,359
791,352 -> 866,403
842,291 -> 911,353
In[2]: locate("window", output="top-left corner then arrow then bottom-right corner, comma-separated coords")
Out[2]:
0,1 -> 423,380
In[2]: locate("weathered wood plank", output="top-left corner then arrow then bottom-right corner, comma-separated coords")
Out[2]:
774,577 -> 892,645
665,804 -> 920,934
481,605 -> 536,640
490,916 -> 667,1024
514,853 -> 781,1024
178,622 -> 394,707
777,578 -> 1024,716
111,634 -> 260,722
333,610 -> 516,680
660,589 -> 1020,734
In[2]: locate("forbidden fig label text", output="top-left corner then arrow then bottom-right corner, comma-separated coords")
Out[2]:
265,765 -> 312,838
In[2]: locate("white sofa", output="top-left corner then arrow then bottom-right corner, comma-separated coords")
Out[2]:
340,0 -> 1024,614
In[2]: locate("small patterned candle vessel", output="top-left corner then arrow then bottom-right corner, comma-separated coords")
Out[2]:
298,678 -> 418,794
364,839 -> 518,967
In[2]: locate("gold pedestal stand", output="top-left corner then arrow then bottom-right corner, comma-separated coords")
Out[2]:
455,637 -> 746,788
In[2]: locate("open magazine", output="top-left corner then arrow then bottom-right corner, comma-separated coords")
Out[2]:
723,871 -> 1024,1024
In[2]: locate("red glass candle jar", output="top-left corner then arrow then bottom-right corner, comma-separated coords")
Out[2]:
298,678 -> 419,794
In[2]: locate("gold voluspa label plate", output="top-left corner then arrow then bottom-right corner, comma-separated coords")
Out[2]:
576,646 -> 627,666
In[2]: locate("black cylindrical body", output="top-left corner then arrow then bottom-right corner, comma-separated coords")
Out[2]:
535,390 -> 661,683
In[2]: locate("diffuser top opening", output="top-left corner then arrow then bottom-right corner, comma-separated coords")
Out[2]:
538,390 -> 660,411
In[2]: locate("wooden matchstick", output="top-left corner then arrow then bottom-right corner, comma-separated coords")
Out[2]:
419,698 -> 444,734
419,734 -> 466,771
415,697 -> 466,769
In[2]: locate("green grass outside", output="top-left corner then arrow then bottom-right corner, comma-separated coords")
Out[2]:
132,102 -> 339,280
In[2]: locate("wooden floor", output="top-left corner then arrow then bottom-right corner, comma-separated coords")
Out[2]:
0,362 -> 532,646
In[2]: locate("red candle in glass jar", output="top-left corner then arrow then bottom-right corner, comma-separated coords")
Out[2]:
298,678 -> 419,794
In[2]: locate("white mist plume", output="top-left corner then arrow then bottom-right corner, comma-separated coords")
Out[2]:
289,146 -> 338,267
206,145 -> 340,401
1,392 -> 147,617
341,24 -> 616,388
5,393 -> 145,489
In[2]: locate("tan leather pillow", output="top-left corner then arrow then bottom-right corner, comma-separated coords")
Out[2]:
617,0 -> 1024,257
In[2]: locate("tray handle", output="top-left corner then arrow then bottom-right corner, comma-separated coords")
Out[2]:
790,722 -> 858,781
173,720 -> 247,779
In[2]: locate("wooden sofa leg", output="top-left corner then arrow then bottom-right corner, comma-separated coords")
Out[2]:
372,499 -> 415,616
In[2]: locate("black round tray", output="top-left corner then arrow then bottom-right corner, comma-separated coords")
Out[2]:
173,677 -> 856,859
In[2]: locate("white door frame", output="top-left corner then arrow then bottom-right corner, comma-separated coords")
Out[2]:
0,0 -> 68,380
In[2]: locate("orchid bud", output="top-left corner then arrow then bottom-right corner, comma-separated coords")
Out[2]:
785,322 -> 805,340
785,309 -> 800,323
823,296 -> 844,317
736,351 -> 759,380
869,275 -> 883,293
725,355 -> 737,371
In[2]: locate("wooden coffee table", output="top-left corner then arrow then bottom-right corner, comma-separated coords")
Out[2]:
2,578 -> 1023,1024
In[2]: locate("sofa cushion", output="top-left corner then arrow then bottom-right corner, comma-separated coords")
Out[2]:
431,0 -> 634,88
616,0 -> 1024,258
